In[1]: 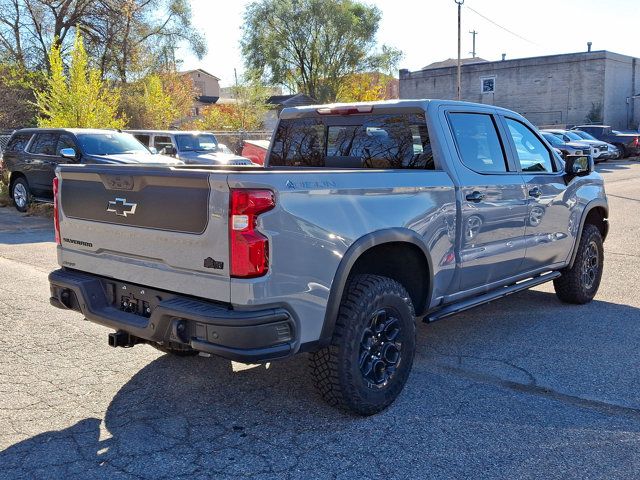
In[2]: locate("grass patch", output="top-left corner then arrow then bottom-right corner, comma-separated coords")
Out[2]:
26,202 -> 53,218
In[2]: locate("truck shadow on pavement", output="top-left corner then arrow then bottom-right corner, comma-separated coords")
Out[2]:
3,290 -> 640,478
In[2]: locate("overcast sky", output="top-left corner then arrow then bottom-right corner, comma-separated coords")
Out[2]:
181,0 -> 640,87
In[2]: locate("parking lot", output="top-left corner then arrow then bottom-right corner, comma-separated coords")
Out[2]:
0,161 -> 639,479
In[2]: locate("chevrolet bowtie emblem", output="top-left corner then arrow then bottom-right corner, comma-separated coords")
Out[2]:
107,198 -> 137,217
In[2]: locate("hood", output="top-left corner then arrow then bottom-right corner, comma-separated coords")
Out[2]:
87,153 -> 183,165
177,151 -> 255,165
573,139 -> 607,147
566,142 -> 591,150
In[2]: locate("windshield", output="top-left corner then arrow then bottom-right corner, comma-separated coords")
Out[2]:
573,130 -> 598,141
564,131 -> 584,142
174,134 -> 219,152
542,133 -> 562,147
76,132 -> 150,155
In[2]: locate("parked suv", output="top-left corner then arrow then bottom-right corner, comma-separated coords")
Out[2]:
571,125 -> 640,158
49,100 -> 608,415
125,130 -> 253,165
2,128 -> 180,212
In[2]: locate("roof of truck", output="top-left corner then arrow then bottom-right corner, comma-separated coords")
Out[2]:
279,99 -> 523,119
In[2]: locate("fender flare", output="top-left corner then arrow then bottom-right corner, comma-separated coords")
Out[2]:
318,228 -> 434,347
568,199 -> 609,269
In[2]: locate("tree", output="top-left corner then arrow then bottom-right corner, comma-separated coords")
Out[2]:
120,71 -> 196,128
0,0 -> 206,81
35,31 -> 125,128
336,72 -> 391,103
188,79 -> 269,131
0,63 -> 43,127
241,0 -> 401,103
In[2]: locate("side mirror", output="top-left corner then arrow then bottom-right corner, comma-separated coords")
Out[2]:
148,146 -> 158,154
564,155 -> 593,178
60,148 -> 76,160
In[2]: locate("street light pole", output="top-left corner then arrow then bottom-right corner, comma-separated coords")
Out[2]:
455,0 -> 464,101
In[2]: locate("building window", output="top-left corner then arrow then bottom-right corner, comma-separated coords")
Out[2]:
481,76 -> 496,94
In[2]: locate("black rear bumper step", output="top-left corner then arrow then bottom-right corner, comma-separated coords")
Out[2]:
425,272 -> 561,322
49,268 -> 297,363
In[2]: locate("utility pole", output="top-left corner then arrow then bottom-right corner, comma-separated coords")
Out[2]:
455,0 -> 464,101
469,30 -> 478,58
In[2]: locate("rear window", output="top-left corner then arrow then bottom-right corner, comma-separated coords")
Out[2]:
269,113 -> 435,169
5,133 -> 32,153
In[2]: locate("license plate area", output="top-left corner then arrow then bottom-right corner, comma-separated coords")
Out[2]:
102,280 -> 169,319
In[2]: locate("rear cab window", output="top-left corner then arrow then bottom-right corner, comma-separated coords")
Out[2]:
268,113 -> 435,169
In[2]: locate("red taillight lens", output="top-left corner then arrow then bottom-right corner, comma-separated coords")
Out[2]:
229,189 -> 275,278
53,176 -> 61,245
634,137 -> 639,147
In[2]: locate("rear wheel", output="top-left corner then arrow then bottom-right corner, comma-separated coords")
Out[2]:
309,274 -> 416,416
11,177 -> 30,213
553,224 -> 603,304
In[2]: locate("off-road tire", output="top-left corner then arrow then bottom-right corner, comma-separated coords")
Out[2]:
11,177 -> 30,213
554,223 -> 604,304
151,341 -> 199,356
309,274 -> 416,416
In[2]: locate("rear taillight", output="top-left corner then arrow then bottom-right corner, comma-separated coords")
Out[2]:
53,176 -> 61,245
634,137 -> 639,147
229,189 -> 275,278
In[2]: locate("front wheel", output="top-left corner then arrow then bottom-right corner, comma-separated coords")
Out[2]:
554,224 -> 604,304
309,274 -> 416,416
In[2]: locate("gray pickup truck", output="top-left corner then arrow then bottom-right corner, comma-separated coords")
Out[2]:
48,100 -> 608,415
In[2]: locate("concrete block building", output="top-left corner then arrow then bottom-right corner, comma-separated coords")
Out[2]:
399,51 -> 640,129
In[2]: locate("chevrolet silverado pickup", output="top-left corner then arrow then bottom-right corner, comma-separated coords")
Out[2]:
48,100 -> 608,415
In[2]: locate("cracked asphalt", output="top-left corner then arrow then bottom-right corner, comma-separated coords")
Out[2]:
1,161 -> 640,479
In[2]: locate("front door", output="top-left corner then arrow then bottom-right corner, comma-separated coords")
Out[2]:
501,116 -> 573,271
447,111 -> 528,290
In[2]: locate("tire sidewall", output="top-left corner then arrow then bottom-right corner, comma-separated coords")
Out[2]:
337,281 -> 416,411
578,225 -> 604,299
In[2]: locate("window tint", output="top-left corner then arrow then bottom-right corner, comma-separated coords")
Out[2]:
30,133 -> 58,155
5,133 -> 32,152
134,134 -> 150,146
505,118 -> 554,173
57,134 -> 76,156
269,114 -> 434,169
269,119 -> 325,167
154,135 -> 173,152
448,113 -> 507,173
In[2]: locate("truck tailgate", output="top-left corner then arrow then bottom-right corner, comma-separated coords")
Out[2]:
57,165 -> 231,302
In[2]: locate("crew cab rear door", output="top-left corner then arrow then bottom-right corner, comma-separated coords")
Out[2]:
444,108 -> 528,290
56,165 -> 231,302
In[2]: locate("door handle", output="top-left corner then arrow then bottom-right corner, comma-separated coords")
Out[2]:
465,191 -> 485,203
528,187 -> 542,198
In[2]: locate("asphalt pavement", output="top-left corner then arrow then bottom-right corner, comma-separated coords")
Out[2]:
1,161 -> 640,479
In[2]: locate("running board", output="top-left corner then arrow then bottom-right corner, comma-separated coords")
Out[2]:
425,271 -> 561,323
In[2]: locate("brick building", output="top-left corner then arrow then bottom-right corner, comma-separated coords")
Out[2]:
399,50 -> 640,129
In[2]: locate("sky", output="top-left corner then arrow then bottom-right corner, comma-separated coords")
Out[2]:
180,0 -> 640,88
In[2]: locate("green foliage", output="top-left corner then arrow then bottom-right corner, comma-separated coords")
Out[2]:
35,32 -> 126,129
241,0 -> 401,103
0,64 -> 43,127
188,79 -> 269,131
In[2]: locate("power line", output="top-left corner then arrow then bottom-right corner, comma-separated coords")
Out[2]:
465,5 -> 545,48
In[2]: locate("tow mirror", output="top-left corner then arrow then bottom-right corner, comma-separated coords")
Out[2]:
162,146 -> 177,156
564,155 -> 593,178
60,148 -> 76,160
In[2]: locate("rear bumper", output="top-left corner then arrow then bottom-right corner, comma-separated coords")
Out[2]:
48,268 -> 297,363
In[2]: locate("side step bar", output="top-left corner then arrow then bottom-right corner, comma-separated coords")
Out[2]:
425,271 -> 561,323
